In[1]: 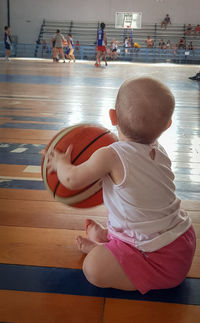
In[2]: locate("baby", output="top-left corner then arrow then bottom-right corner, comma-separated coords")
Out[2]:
47,77 -> 196,294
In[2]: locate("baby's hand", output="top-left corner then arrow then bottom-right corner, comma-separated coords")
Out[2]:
46,145 -> 73,174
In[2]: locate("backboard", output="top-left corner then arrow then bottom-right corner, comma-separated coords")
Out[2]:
115,12 -> 142,29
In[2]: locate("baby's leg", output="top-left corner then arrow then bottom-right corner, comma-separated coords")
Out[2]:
82,245 -> 136,291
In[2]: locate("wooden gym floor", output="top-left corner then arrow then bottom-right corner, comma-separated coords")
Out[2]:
0,58 -> 200,323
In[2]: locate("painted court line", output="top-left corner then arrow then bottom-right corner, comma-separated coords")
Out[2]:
0,264 -> 199,305
23,166 -> 41,173
11,148 -> 28,153
0,176 -> 42,181
0,179 -> 44,189
0,94 -> 48,99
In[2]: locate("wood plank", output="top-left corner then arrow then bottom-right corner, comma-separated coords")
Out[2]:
188,222 -> 200,277
0,129 -> 57,140
0,138 -> 50,144
0,58 -> 200,323
0,290 -> 104,323
0,226 -> 85,269
0,198 -> 107,229
1,188 -> 199,210
188,212 -> 200,223
0,224 -> 198,277
1,196 -> 199,229
5,119 -> 64,125
181,200 -> 200,211
193,223 -> 200,238
0,188 -> 55,201
0,164 -> 41,178
0,117 -> 12,124
188,252 -> 200,278
103,299 -> 200,323
1,197 -> 199,228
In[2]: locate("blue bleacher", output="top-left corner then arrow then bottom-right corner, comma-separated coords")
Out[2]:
1,20 -> 200,64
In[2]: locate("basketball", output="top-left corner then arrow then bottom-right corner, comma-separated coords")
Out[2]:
41,124 -> 117,208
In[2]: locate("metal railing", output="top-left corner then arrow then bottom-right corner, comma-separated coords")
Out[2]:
0,42 -> 200,64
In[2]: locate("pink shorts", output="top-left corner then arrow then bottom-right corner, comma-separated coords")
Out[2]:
104,226 -> 196,294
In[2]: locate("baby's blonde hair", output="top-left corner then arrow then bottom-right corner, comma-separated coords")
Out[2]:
115,77 -> 175,144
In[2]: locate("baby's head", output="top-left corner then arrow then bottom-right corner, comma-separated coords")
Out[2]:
114,77 -> 175,144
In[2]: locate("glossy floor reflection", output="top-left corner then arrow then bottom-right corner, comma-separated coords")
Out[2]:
0,59 -> 200,323
0,59 -> 199,200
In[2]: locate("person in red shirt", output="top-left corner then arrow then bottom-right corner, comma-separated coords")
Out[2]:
195,25 -> 200,35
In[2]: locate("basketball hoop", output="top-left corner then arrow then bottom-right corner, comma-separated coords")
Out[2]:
115,12 -> 142,29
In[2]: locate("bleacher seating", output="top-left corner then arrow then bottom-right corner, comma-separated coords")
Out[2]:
69,21 -> 98,46
1,19 -> 199,63
37,20 -> 98,47
38,20 -> 200,51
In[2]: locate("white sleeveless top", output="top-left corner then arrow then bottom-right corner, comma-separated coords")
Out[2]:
103,141 -> 191,252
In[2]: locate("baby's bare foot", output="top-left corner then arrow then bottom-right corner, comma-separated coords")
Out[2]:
86,219 -> 108,243
76,236 -> 97,254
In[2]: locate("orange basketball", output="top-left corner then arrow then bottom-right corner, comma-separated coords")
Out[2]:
62,40 -> 68,46
41,124 -> 117,208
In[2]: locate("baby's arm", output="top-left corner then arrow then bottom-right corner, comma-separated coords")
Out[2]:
47,145 -> 116,190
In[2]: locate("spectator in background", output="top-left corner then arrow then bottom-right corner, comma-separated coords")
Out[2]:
159,39 -> 165,49
189,71 -> 200,80
165,40 -> 171,54
173,43 -> 178,55
124,37 -> 132,54
41,40 -> 48,57
75,41 -> 80,58
195,24 -> 200,35
161,14 -> 171,29
187,41 -> 194,51
178,37 -> 185,49
75,41 -> 80,51
128,37 -> 132,48
184,24 -> 193,35
52,29 -> 66,63
4,26 -> 12,61
133,41 -> 140,53
145,36 -> 154,48
124,37 -> 129,53
166,40 -> 171,49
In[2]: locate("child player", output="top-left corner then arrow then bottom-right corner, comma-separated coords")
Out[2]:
95,22 -> 107,67
4,26 -> 12,61
67,33 -> 75,62
47,77 -> 196,294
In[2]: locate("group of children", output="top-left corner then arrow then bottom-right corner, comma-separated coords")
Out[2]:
124,36 -> 141,53
184,24 -> 200,36
3,26 -> 75,63
51,29 -> 75,63
158,38 -> 195,54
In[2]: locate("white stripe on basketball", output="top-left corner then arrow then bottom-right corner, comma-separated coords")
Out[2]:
55,179 -> 102,205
